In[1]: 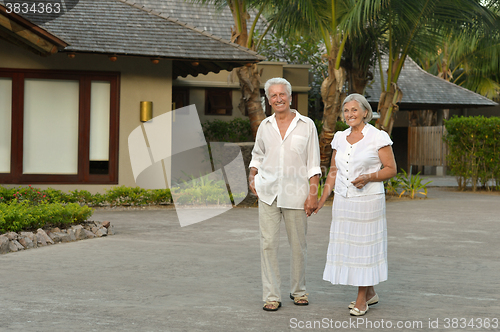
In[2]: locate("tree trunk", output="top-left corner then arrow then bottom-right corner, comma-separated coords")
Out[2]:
376,83 -> 402,135
349,66 -> 372,95
318,59 -> 346,172
235,64 -> 266,138
226,2 -> 265,139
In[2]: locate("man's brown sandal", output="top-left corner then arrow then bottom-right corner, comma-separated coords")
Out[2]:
263,301 -> 281,311
290,293 -> 309,305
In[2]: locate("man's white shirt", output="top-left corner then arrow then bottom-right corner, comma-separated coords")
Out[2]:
250,110 -> 321,209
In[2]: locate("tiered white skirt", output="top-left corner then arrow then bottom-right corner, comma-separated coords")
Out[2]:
323,193 -> 388,286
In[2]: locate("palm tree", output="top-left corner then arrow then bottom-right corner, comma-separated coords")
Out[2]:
191,0 -> 274,138
361,0 -> 494,135
270,0 -> 382,169
415,2 -> 500,102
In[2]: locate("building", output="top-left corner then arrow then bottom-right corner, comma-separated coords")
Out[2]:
0,0 -> 265,192
365,56 -> 498,174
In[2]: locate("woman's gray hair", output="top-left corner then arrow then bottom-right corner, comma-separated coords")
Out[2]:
264,77 -> 292,101
342,93 -> 373,122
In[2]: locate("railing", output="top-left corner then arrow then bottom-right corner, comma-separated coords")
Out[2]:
408,126 -> 448,168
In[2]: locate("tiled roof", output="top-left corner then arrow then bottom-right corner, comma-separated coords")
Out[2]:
0,0 -> 264,77
132,0 -> 269,42
365,56 -> 498,109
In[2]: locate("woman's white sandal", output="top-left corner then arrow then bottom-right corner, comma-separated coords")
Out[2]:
348,294 -> 378,309
350,305 -> 369,316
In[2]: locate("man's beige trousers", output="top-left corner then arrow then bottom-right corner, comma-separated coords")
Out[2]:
259,199 -> 308,302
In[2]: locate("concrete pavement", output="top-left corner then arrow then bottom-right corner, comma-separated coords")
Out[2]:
1,187 -> 499,332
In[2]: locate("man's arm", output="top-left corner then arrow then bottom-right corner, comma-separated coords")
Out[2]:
304,121 -> 322,216
249,167 -> 258,197
304,174 -> 319,217
248,125 -> 265,198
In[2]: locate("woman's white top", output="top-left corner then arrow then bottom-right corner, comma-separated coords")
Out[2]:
332,123 -> 393,198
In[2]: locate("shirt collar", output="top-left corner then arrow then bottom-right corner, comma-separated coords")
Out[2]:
266,109 -> 306,125
265,109 -> 305,141
345,122 -> 370,135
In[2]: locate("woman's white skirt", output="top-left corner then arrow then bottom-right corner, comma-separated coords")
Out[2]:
323,193 -> 388,286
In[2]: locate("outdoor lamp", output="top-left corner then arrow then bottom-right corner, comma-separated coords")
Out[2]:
140,101 -> 153,122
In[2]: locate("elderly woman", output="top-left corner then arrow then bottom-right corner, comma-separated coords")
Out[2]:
314,93 -> 397,316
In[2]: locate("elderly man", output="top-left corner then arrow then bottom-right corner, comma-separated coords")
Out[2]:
249,77 -> 321,311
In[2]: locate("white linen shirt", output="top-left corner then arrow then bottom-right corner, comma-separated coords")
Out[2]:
332,123 -> 393,198
249,110 -> 321,209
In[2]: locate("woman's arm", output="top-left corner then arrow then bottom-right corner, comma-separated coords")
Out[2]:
313,151 -> 337,214
351,145 -> 397,188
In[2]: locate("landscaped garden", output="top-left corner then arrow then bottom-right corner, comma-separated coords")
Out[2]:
0,185 -> 172,234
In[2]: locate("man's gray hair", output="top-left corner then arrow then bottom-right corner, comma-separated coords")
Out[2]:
341,93 -> 374,122
264,77 -> 292,100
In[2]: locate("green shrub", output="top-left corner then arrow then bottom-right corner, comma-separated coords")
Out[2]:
0,185 -> 49,205
149,189 -> 173,204
202,118 -> 253,142
0,201 -> 93,233
43,187 -> 72,203
384,177 -> 401,196
0,185 -> 175,233
444,116 -> 500,191
104,186 -> 172,206
397,170 -> 432,199
0,185 -> 173,207
105,186 -> 149,206
384,170 -> 432,199
170,174 -> 243,205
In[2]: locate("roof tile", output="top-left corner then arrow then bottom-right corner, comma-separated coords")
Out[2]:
366,56 -> 497,108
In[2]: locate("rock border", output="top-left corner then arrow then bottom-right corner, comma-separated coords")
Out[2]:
0,221 -> 114,255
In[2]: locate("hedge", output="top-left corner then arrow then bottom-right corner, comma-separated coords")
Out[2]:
444,116 -> 500,191
0,202 -> 93,233
0,185 -> 174,233
202,118 -> 253,142
0,185 -> 172,207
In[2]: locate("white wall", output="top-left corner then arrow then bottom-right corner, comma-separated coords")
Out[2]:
0,38 -> 173,193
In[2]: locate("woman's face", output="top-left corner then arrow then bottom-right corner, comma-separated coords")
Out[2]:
343,100 -> 368,128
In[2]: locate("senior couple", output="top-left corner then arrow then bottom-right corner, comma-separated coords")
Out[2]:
249,77 -> 397,316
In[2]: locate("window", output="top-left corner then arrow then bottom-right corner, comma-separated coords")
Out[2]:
172,87 -> 189,110
205,88 -> 233,115
0,77 -> 12,174
0,68 -> 119,184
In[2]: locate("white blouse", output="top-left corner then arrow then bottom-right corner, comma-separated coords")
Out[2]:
332,123 -> 393,198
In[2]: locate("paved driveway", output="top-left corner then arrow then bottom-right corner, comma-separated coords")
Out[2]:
1,188 -> 499,331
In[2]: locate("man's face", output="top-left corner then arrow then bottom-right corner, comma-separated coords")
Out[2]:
268,84 -> 290,114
